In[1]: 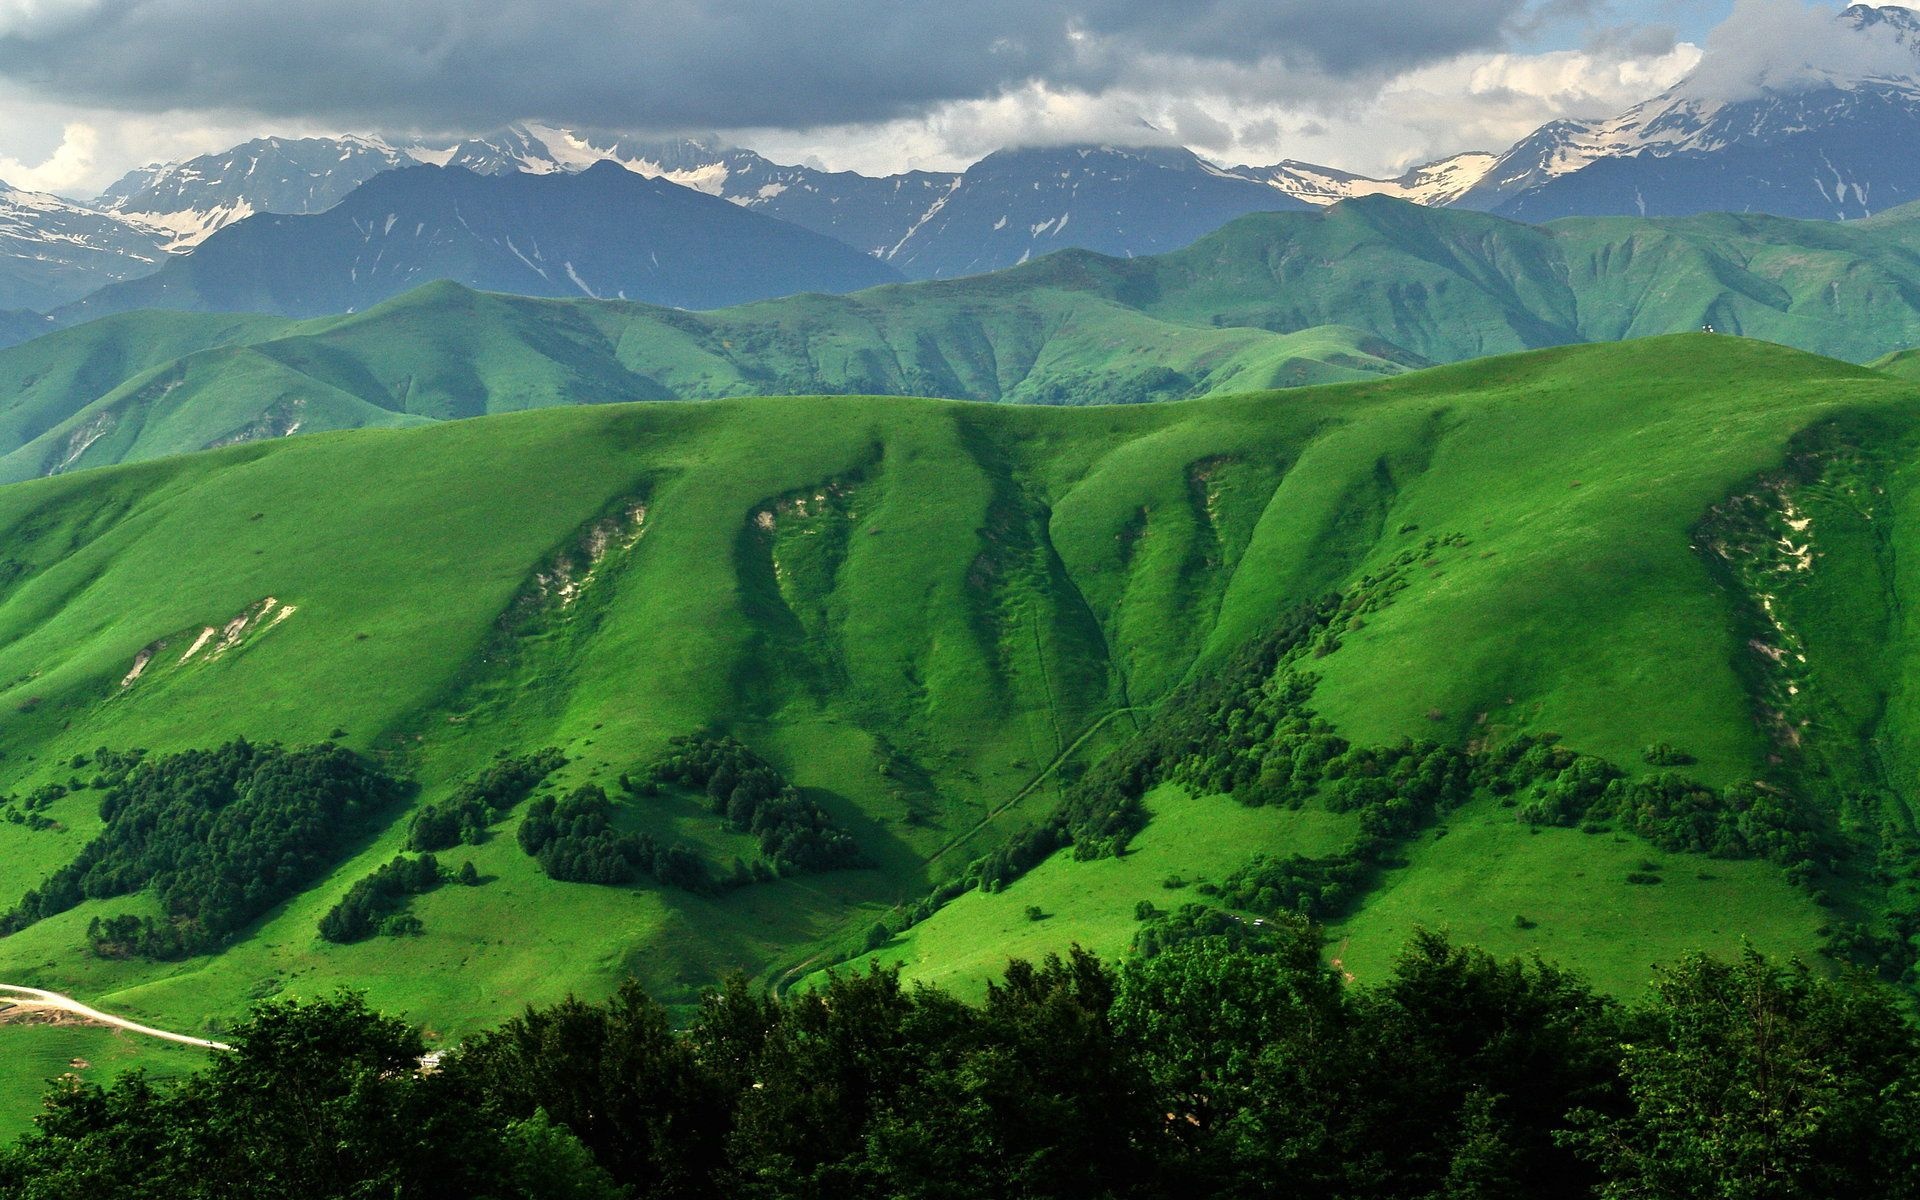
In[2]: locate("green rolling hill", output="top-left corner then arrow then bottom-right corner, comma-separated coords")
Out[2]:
17,196 -> 1920,482
0,283 -> 1420,482
1,335 -> 1917,1140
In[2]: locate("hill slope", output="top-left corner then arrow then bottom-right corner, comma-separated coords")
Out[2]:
22,195 -> 1920,480
0,283 -> 1420,481
0,337 -> 1914,1074
59,163 -> 902,323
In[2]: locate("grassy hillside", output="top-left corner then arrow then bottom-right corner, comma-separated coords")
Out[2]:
0,283 -> 1417,481
18,196 -> 1920,481
0,336 -> 1916,1103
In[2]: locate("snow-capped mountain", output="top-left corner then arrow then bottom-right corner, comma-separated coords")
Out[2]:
97,136 -> 417,251
92,122 -> 1487,269
61,162 -> 902,323
91,124 -> 963,256
1232,152 -> 1499,208
17,2 -> 1920,327
875,144 -> 1308,279
1461,4 -> 1920,220
0,182 -> 168,311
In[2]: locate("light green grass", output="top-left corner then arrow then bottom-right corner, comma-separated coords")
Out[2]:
0,1024 -> 204,1144
1331,796 -> 1829,996
0,335 -> 1908,1110
820,783 -> 1358,999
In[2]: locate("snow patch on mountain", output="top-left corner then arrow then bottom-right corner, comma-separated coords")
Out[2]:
1236,152 -> 1498,207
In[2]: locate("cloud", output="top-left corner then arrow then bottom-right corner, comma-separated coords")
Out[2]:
1682,0 -> 1920,102
734,23 -> 1702,183
0,120 -> 97,191
0,0 -> 1538,133
0,0 -> 103,38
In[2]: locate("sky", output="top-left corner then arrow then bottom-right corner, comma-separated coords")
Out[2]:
0,0 -> 1901,198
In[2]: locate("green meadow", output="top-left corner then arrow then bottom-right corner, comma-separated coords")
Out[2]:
0,333 -> 1916,1135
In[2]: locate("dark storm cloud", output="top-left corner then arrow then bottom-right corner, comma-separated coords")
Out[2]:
0,0 -> 1536,131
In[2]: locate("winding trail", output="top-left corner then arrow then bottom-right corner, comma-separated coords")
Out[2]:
0,985 -> 230,1051
772,705 -> 1151,996
924,705 -> 1148,868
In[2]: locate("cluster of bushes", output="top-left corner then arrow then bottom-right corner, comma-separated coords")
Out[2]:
0,773 -> 88,831
9,932 -> 1917,1199
1825,833 -> 1920,983
318,854 -> 472,944
1129,902 -> 1307,958
643,734 -> 859,874
0,741 -> 405,958
905,565 -> 1829,957
406,748 -> 566,852
518,785 -> 713,892
1479,737 -> 1822,872
1210,852 -> 1374,921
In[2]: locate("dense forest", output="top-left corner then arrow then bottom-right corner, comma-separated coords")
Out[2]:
4,925 -> 1915,1199
0,741 -> 405,958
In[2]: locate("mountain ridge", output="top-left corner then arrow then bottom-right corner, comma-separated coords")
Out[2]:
58,162 -> 902,322
20,194 -> 1920,479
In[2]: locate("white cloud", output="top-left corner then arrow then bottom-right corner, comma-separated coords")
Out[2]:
0,120 -> 96,192
0,0 -> 102,37
742,36 -> 1703,179
1683,0 -> 1920,102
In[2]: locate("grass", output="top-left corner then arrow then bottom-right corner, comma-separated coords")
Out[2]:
20,195 -> 1920,480
1330,797 -> 1830,997
0,334 -> 1912,1136
815,783 -> 1358,999
0,1024 -> 205,1144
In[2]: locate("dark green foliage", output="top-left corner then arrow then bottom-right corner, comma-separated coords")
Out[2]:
1564,950 -> 1920,1199
1,740 -> 404,958
1482,740 -> 1822,871
1130,902 -> 1318,958
1054,596 -> 1344,860
519,785 -> 714,892
407,748 -> 566,851
4,940 -> 1915,1199
648,735 -> 859,874
1640,743 -> 1695,767
1217,851 -> 1374,920
0,992 -> 590,1199
317,854 -> 444,943
453,978 -> 729,1198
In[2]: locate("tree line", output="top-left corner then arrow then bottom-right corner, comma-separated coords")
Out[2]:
0,740 -> 405,959
4,925 -> 1915,1199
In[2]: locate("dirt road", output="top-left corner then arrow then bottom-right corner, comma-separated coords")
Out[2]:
0,984 -> 230,1051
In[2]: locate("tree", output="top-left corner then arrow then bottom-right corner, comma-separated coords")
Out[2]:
1566,949 -> 1920,1199
1112,915 -> 1358,1193
497,1109 -> 626,1200
451,980 -> 729,1199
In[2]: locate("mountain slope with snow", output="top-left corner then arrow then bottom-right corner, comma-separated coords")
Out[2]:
876,144 -> 1310,279
1234,152 -> 1499,208
0,182 -> 168,311
1465,4 -> 1920,220
61,162 -> 902,322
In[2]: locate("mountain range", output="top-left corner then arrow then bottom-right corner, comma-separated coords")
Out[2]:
18,193 -> 1920,480
59,162 -> 900,322
1,6 -> 1917,320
